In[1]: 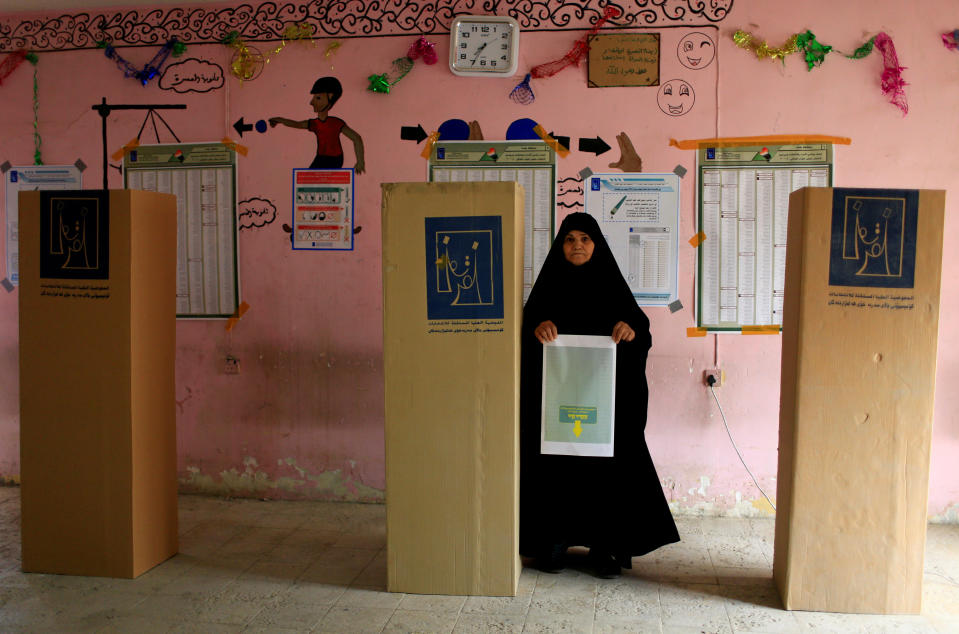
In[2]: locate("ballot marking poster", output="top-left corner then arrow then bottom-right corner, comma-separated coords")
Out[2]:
4,165 -> 83,285
124,142 -> 239,319
584,173 -> 680,306
696,144 -> 833,331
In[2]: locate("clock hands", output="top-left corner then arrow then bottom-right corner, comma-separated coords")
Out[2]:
471,41 -> 489,66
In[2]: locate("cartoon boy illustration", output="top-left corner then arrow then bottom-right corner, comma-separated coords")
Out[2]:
269,76 -> 365,173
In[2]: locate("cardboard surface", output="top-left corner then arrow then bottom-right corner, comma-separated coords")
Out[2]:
382,182 -> 523,596
19,189 -> 178,578
774,187 -> 945,614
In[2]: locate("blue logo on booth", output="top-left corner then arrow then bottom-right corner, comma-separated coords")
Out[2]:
425,216 -> 504,320
828,188 -> 918,289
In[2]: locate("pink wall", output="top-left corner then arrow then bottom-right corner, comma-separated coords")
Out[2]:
1,0 -> 957,521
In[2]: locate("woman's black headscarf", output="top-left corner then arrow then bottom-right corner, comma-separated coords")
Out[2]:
519,212 -> 678,561
524,212 -> 650,351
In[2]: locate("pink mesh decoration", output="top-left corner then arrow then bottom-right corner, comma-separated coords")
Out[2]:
407,36 -> 437,65
941,30 -> 959,51
529,5 -> 621,79
874,32 -> 907,116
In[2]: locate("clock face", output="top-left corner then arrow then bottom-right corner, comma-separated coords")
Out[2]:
449,16 -> 519,77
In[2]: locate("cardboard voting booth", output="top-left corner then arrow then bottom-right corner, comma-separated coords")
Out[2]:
381,181 -> 523,596
774,187 -> 945,614
19,189 -> 178,578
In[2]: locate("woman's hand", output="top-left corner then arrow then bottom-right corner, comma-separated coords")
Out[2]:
535,320 -> 558,344
611,321 -> 635,343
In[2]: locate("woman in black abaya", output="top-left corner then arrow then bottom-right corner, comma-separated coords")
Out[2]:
519,212 -> 679,578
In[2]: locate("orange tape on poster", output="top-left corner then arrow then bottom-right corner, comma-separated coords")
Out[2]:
225,301 -> 251,331
420,131 -> 440,159
688,231 -> 706,247
686,327 -> 707,337
533,125 -> 571,157
669,134 -> 851,150
221,137 -> 249,156
741,325 -> 780,335
110,138 -> 139,161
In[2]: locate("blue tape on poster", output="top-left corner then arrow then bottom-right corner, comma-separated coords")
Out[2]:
425,215 -> 504,320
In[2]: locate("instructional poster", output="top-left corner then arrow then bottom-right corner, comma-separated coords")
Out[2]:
428,140 -> 556,302
124,142 -> 239,319
4,165 -> 83,285
584,173 -> 680,306
292,168 -> 354,251
696,143 -> 833,331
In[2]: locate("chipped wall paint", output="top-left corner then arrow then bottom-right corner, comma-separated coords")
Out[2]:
180,457 -> 384,503
931,504 -> 959,525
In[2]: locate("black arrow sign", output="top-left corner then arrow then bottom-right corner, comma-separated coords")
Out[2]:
401,124 -> 428,144
233,117 -> 254,137
549,132 -> 570,152
578,136 -> 611,156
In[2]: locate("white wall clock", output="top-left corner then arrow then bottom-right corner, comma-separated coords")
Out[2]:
449,15 -> 520,77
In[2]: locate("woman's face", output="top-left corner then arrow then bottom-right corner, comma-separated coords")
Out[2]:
562,229 -> 594,265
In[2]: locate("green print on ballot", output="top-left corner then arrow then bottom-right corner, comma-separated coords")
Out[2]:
543,345 -> 613,444
559,406 -> 597,438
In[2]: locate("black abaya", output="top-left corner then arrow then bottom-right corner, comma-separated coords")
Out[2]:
519,213 -> 679,562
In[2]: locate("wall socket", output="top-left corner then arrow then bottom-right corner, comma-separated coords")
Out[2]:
703,368 -> 724,387
224,355 -> 240,375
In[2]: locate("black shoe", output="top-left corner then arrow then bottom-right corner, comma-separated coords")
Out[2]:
589,549 -> 621,579
534,543 -> 566,573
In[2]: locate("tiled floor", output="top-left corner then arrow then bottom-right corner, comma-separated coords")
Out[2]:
1,486 -> 957,633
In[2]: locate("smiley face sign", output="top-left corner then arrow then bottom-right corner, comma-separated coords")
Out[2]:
657,79 -> 695,116
677,32 -> 716,70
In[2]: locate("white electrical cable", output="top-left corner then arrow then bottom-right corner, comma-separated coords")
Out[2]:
708,384 -> 777,511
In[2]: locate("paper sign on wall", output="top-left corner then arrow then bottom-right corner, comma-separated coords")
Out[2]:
292,168 -> 354,251
587,33 -> 660,88
4,165 -> 83,285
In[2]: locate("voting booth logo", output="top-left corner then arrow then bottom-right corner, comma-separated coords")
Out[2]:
40,191 -> 110,280
425,216 -> 504,320
829,188 -> 918,289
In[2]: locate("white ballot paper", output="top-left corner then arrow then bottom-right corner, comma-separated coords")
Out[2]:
541,334 -> 617,457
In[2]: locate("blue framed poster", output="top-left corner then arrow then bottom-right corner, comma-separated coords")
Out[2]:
292,168 -> 355,251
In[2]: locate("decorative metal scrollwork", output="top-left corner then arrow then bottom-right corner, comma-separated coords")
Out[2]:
0,0 -> 732,52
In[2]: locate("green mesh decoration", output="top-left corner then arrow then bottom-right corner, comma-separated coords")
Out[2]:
27,52 -> 42,165
845,36 -> 876,59
795,30 -> 833,70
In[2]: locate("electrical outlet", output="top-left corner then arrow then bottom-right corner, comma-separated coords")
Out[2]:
224,355 -> 240,375
703,368 -> 724,387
